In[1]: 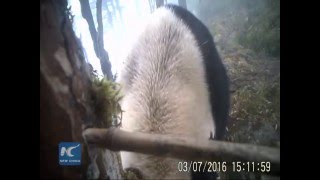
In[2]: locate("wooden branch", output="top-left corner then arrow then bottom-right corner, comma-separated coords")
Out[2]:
83,127 -> 280,175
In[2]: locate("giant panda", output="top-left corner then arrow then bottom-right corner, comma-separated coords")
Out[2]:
119,4 -> 230,180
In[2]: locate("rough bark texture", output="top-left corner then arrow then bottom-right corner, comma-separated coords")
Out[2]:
40,0 -> 122,178
40,0 -> 89,178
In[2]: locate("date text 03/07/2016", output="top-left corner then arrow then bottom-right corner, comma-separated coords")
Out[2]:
177,161 -> 271,173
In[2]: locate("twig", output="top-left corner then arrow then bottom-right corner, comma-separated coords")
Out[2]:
83,127 -> 280,175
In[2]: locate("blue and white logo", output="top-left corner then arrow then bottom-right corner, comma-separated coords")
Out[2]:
59,142 -> 81,165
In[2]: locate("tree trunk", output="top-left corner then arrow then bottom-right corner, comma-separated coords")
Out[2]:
79,0 -> 113,80
178,0 -> 187,9
156,0 -> 164,8
40,0 -> 91,178
40,0 -> 122,178
79,0 -> 98,55
96,0 -> 113,80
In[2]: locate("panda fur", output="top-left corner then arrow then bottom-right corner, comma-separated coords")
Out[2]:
119,4 -> 230,180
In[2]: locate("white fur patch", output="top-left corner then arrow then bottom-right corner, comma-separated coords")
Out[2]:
119,7 -> 215,179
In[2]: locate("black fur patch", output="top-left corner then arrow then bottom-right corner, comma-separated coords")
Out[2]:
165,4 -> 230,180
165,4 -> 230,141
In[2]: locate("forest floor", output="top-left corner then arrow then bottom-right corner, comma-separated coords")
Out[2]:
203,7 -> 280,179
204,9 -> 280,179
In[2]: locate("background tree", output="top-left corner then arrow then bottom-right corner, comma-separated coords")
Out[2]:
79,0 -> 113,80
178,0 -> 187,9
156,0 -> 164,8
40,0 -> 122,178
40,0 -> 91,178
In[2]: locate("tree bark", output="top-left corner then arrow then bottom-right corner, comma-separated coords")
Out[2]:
40,0 -> 122,178
40,0 -> 91,178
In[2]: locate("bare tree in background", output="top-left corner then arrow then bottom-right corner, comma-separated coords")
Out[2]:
79,0 -> 113,80
178,0 -> 187,9
96,0 -> 113,80
156,0 -> 164,8
149,0 -> 167,12
148,0 -> 155,13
